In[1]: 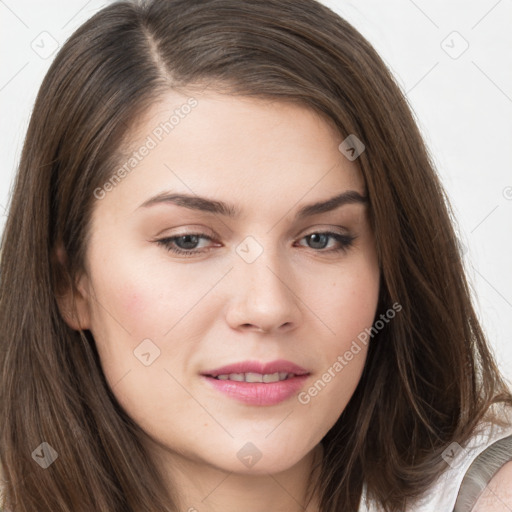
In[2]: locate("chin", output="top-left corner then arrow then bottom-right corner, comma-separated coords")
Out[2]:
199,438 -> 314,476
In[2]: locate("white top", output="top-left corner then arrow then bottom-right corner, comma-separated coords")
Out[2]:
358,404 -> 512,511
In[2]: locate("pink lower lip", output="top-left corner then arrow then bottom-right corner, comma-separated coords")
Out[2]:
202,375 -> 309,406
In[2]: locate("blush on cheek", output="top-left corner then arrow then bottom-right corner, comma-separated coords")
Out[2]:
110,267 -> 160,318
110,277 -> 180,344
121,288 -> 148,317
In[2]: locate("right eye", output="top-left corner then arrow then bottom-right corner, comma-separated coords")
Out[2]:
156,233 -> 218,257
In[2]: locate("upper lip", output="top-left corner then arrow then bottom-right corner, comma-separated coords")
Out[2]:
202,359 -> 309,377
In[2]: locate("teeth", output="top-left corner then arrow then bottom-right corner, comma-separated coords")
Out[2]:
214,372 -> 295,382
245,372 -> 263,383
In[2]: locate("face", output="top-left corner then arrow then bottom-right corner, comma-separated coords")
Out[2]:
69,90 -> 380,477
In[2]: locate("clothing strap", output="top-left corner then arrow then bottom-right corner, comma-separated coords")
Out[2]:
453,434 -> 512,512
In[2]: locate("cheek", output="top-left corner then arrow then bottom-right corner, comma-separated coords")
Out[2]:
85,245 -> 218,397
305,254 -> 379,406
298,270 -> 378,434
323,262 -> 380,345
121,286 -> 151,317
89,245 -> 197,338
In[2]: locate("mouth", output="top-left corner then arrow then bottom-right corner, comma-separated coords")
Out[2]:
201,360 -> 310,406
202,359 -> 309,378
210,372 -> 299,383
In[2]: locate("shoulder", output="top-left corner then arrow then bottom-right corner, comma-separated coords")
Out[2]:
471,460 -> 512,511
416,412 -> 512,512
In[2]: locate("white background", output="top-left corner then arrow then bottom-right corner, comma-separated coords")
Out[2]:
1,1 -> 511,383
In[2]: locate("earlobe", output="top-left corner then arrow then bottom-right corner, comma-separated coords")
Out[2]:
53,243 -> 91,331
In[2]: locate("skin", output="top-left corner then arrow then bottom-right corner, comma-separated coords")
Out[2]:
472,461 -> 512,511
59,90 -> 381,511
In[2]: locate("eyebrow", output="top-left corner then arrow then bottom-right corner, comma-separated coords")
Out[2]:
138,189 -> 368,219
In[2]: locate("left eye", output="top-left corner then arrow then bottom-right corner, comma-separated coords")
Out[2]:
156,231 -> 355,257
296,232 -> 353,251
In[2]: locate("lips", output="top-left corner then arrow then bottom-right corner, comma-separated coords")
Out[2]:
202,360 -> 309,378
201,360 -> 310,406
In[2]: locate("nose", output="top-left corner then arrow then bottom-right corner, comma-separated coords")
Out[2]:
224,241 -> 302,335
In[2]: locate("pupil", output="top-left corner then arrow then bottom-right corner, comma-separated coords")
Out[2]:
177,235 -> 199,249
309,233 -> 328,249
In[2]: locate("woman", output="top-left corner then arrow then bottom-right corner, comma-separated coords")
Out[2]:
0,0 -> 511,510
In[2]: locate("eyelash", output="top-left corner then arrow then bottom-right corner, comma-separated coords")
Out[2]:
155,231 -> 356,257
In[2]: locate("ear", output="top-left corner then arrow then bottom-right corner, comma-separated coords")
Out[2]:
53,243 -> 91,331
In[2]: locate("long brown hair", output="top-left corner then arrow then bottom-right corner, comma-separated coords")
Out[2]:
1,0 -> 511,510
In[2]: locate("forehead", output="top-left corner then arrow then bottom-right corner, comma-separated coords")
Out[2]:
97,90 -> 366,218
